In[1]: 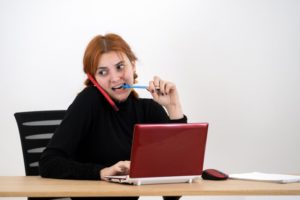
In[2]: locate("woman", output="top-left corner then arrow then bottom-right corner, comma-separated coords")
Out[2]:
39,33 -> 187,200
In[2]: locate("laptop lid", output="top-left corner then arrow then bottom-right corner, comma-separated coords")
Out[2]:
129,123 -> 208,178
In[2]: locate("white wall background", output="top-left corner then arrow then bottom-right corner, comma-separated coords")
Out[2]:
0,0 -> 299,200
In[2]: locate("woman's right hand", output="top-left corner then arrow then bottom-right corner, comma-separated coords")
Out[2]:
148,76 -> 183,119
100,161 -> 130,181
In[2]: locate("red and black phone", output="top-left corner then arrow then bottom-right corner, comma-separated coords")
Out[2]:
87,74 -> 119,111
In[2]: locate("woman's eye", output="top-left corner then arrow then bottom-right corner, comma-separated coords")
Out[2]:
98,70 -> 108,76
116,63 -> 125,71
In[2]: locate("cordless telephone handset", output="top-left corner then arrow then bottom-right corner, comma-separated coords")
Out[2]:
87,73 -> 119,111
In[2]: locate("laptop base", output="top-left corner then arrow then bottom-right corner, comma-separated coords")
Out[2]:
105,175 -> 201,185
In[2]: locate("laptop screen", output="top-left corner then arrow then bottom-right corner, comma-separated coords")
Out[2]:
129,123 -> 208,178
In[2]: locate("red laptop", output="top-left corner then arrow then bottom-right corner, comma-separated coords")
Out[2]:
105,123 -> 208,185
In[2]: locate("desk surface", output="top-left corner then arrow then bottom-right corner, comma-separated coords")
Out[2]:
0,176 -> 300,197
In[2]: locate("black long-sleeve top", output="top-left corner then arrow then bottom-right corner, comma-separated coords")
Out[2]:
39,86 -> 187,180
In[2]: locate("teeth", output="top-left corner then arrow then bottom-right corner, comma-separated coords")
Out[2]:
112,84 -> 124,90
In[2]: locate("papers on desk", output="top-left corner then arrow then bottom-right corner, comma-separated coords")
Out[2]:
229,172 -> 300,184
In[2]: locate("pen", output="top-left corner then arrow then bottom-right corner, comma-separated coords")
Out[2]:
122,83 -> 148,89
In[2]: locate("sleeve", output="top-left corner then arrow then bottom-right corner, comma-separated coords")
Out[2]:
144,99 -> 188,124
39,88 -> 104,180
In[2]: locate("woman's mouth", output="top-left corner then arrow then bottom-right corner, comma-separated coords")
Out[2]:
112,84 -> 124,91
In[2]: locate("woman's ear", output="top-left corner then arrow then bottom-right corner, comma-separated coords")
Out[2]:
131,61 -> 136,70
132,62 -> 138,84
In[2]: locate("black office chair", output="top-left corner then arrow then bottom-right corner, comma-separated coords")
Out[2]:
14,110 -> 69,200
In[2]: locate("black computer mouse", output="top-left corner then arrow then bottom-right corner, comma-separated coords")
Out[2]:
202,169 -> 229,180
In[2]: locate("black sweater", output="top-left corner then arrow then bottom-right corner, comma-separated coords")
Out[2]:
39,86 -> 187,180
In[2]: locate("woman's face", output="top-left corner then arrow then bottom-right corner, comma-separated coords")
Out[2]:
95,51 -> 136,102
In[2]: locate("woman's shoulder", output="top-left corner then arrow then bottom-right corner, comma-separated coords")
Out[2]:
72,86 -> 104,106
78,86 -> 100,98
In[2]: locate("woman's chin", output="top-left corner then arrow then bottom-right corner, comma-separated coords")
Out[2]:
112,94 -> 130,103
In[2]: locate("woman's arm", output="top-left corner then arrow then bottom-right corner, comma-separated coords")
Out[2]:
39,87 -> 104,180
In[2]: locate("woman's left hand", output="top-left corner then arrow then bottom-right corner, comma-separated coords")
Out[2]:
100,161 -> 130,181
148,76 -> 184,119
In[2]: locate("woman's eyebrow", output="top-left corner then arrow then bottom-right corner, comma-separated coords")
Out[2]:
97,66 -> 108,70
115,61 -> 124,66
98,61 -> 124,69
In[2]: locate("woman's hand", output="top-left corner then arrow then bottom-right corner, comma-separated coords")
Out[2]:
100,161 -> 130,181
148,76 -> 184,119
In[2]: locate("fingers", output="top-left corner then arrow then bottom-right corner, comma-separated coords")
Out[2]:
153,76 -> 161,90
114,161 -> 130,175
148,76 -> 159,93
149,76 -> 175,95
100,160 -> 130,181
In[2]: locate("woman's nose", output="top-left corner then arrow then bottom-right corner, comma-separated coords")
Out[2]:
110,70 -> 122,82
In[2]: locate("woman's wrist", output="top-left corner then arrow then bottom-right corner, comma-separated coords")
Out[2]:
166,103 -> 184,120
100,168 -> 108,180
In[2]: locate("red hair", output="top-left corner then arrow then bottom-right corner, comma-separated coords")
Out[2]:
83,33 -> 138,86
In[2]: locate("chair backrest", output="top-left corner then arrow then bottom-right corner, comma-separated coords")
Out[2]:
14,110 -> 70,200
14,110 -> 66,176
